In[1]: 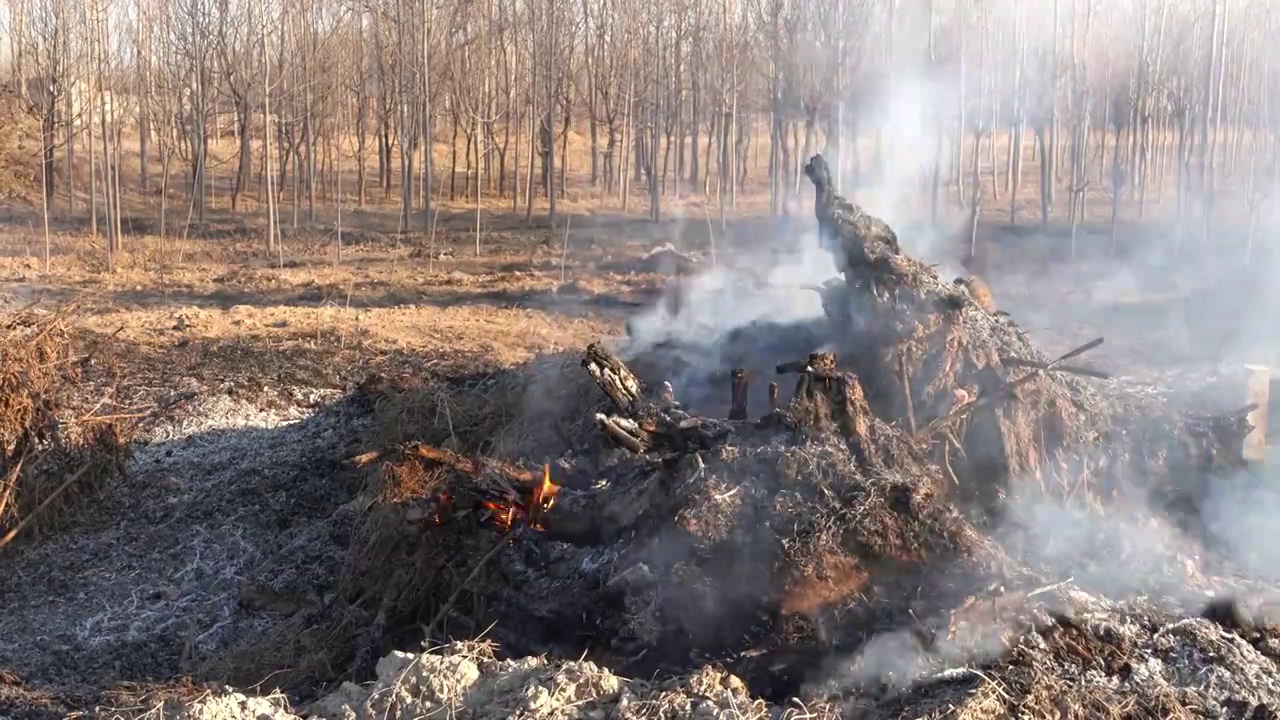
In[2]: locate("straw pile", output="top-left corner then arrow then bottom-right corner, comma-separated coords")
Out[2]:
0,307 -> 129,548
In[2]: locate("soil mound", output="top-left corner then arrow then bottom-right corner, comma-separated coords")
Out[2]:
175,613 -> 1280,720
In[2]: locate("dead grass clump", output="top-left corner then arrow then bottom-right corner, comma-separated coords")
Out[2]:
196,603 -> 366,699
374,350 -> 606,459
0,307 -> 130,545
336,452 -> 512,638
379,456 -> 447,505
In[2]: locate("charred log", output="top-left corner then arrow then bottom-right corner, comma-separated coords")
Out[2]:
583,343 -> 643,413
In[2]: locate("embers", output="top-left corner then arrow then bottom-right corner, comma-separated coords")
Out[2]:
480,463 -> 560,533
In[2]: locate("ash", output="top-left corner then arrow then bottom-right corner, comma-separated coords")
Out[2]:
0,385 -> 369,696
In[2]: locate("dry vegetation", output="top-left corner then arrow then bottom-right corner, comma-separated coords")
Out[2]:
0,305 -> 128,548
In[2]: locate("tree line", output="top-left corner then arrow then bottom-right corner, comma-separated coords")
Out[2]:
3,0 -> 1278,263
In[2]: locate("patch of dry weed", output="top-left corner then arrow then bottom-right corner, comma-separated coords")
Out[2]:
0,305 -> 130,546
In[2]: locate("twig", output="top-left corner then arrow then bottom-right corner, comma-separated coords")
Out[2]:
1006,337 -> 1105,391
421,537 -> 506,641
899,352 -> 917,435
72,409 -> 175,424
0,461 -> 96,551
942,440 -> 959,485
0,448 -> 34,522
1027,577 -> 1075,598
920,337 -> 1106,440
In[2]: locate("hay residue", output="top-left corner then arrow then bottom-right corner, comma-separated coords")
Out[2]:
0,307 -> 129,545
374,350 -> 606,459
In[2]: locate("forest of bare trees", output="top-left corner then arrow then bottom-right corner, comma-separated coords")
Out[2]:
3,0 -> 1280,261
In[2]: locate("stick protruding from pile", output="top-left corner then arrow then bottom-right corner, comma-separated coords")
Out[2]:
582,343 -> 643,413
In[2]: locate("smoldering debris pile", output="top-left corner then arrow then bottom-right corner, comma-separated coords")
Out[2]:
207,154 -> 1280,720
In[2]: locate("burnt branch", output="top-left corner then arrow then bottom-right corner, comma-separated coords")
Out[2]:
583,343 -> 643,413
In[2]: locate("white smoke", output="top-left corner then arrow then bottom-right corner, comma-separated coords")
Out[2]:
623,226 -> 837,355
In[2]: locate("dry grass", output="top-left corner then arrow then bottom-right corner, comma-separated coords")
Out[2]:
373,349 -> 607,459
195,354 -> 610,695
229,354 -> 615,695
0,304 -> 130,545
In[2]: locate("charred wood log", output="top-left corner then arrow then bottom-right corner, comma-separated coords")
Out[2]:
776,352 -> 838,379
595,413 -> 652,453
584,345 -> 738,454
595,409 -> 737,455
583,343 -> 643,413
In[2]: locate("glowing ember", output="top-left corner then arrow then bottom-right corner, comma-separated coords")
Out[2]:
477,464 -> 560,533
482,499 -> 516,530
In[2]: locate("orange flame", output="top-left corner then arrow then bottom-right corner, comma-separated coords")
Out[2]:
529,464 -> 560,531
532,464 -> 559,510
475,465 -> 561,533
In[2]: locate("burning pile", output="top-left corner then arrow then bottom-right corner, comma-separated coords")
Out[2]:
350,444 -> 559,533
282,154 -> 1274,717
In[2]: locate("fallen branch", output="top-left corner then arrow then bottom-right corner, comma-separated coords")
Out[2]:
406,442 -> 541,485
1005,337 -> 1105,391
920,338 -> 1108,440
596,413 -> 651,453
422,537 -> 508,641
0,461 -> 96,551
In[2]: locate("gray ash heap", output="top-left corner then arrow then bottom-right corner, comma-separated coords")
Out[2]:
314,154 -> 1277,719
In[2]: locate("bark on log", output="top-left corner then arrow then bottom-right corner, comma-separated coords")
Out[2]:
583,343 -> 643,412
582,344 -> 738,454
